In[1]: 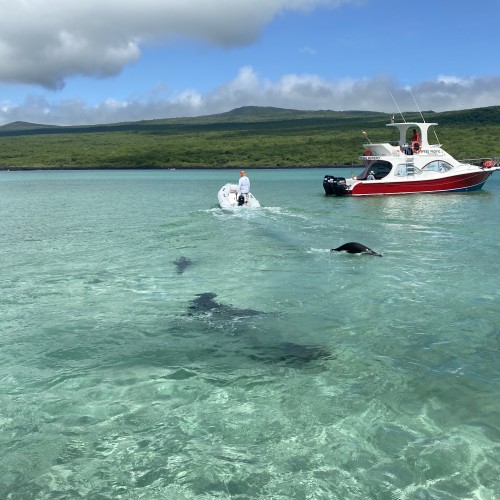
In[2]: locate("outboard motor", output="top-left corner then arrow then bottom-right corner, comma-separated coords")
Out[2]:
237,194 -> 246,206
323,175 -> 347,196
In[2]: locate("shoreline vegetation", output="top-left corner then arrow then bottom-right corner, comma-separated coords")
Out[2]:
1,105 -> 499,170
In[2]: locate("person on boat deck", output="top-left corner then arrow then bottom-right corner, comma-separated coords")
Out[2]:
367,171 -> 376,180
238,170 -> 250,201
406,128 -> 421,155
411,128 -> 421,144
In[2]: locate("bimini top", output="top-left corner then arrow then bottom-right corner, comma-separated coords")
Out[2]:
386,121 -> 439,150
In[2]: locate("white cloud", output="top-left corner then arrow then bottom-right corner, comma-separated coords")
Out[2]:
173,90 -> 204,109
436,75 -> 466,86
1,69 -> 499,126
0,0 -> 353,89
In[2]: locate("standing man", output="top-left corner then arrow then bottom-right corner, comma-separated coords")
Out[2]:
238,170 -> 250,205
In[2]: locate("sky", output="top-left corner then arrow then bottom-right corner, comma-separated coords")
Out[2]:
0,0 -> 499,126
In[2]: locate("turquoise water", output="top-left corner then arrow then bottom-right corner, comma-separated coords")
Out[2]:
1,168 -> 499,499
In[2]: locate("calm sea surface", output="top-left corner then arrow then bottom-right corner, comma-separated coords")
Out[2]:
1,168 -> 499,499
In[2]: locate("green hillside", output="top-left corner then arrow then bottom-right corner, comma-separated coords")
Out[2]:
1,106 -> 499,169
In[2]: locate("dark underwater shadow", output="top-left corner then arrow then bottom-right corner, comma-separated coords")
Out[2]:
188,292 -> 264,319
184,292 -> 334,368
173,256 -> 193,274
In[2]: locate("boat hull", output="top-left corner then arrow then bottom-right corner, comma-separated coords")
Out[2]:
349,171 -> 493,196
217,183 -> 261,208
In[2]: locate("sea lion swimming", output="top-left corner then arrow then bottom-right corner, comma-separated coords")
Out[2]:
186,293 -> 333,367
331,242 -> 382,256
189,292 -> 263,318
174,256 -> 193,274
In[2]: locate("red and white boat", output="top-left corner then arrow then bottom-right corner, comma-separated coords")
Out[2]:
323,120 -> 499,196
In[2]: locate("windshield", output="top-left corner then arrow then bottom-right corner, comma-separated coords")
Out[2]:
358,161 -> 392,180
422,161 -> 453,172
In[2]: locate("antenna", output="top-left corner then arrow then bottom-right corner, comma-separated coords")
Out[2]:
389,90 -> 406,123
433,129 -> 440,145
410,88 -> 426,123
409,88 -> 441,143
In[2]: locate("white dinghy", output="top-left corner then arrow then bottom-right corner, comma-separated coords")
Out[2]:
217,183 -> 261,208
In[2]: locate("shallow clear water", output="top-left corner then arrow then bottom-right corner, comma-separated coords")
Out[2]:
1,168 -> 499,499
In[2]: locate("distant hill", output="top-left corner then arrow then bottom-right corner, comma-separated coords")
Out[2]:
0,106 -> 389,133
2,104 -> 499,133
0,105 -> 499,169
217,106 -> 301,119
0,120 -> 61,132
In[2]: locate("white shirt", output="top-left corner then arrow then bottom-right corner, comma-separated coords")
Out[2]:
238,176 -> 250,194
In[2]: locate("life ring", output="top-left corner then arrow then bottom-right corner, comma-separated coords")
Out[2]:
482,159 -> 494,168
411,141 -> 421,154
363,149 -> 372,156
